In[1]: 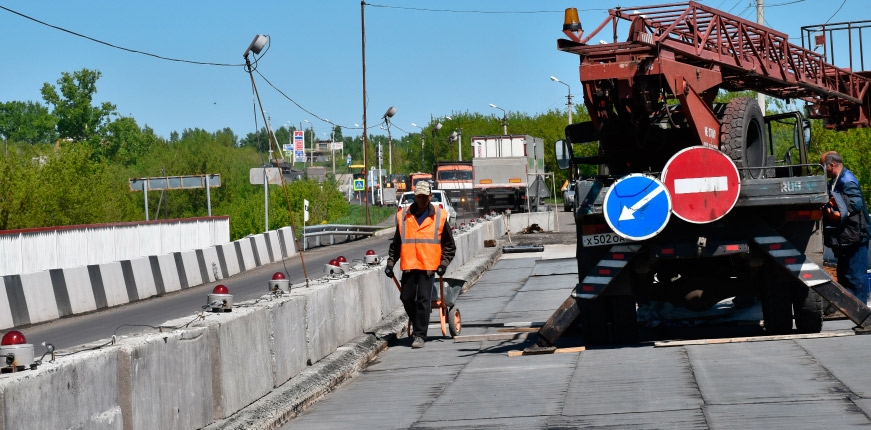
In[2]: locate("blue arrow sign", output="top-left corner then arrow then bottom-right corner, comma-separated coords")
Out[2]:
604,174 -> 672,241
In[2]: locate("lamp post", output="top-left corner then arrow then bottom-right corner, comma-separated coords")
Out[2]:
431,122 -> 443,166
550,76 -> 573,124
489,104 -> 508,135
304,119 -> 314,167
412,123 -> 424,171
383,106 -> 397,176
448,131 -> 458,160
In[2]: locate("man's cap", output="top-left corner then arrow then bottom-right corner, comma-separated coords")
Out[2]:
415,181 -> 432,196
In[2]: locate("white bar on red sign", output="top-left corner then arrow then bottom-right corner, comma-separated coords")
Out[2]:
673,176 -> 728,194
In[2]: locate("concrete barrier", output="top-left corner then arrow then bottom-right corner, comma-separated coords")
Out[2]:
505,211 -> 555,233
0,217 -> 505,429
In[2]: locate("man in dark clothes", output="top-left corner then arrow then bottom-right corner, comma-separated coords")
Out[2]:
385,181 -> 456,348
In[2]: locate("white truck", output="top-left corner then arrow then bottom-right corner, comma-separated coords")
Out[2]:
471,135 -> 546,214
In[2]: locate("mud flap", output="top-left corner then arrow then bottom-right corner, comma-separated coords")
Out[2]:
532,244 -> 641,349
752,233 -> 871,331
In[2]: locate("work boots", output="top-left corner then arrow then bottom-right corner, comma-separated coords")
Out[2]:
412,336 -> 425,349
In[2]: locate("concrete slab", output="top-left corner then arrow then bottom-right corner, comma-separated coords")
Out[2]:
236,239 -> 256,272
206,306 -> 274,419
0,348 -> 120,430
129,256 -> 157,299
460,282 -> 524,299
501,289 -> 572,313
548,409 -> 708,429
358,271 -> 383,332
156,253 -> 182,293
19,271 -> 58,324
687,341 -> 846,404
288,365 -> 461,430
530,258 -> 577,276
334,277 -> 363,346
268,295 -> 307,387
446,296 -> 512,323
418,352 -> 576,421
562,346 -> 702,416
468,266 -> 532,285
796,335 -> 871,397
98,262 -> 128,307
305,283 -> 339,365
539,244 -> 576,260
179,250 -> 204,288
120,327 -> 213,430
519,274 -> 577,291
490,258 -> 537,270
0,277 -> 12,329
416,416 -> 549,429
63,265 -> 98,314
705,399 -> 870,429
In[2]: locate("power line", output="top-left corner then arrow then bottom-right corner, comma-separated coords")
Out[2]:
0,5 -> 244,67
824,0 -> 848,24
364,2 -> 646,14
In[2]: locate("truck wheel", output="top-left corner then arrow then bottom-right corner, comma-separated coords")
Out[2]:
608,296 -> 638,344
760,271 -> 793,334
579,297 -> 609,346
792,285 -> 823,333
720,97 -> 767,179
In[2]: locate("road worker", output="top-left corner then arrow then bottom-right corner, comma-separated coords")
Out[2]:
821,151 -> 871,305
385,181 -> 456,348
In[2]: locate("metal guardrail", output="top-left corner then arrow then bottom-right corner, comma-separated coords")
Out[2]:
302,224 -> 388,249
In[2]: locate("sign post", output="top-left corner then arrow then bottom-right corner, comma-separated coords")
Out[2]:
604,174 -> 672,241
661,146 -> 740,224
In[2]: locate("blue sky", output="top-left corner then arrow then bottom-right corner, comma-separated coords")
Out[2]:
1,0 -> 868,141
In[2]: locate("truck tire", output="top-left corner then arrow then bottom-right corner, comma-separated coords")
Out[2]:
608,296 -> 638,345
720,97 -> 767,179
792,285 -> 823,333
760,270 -> 793,334
579,297 -> 610,346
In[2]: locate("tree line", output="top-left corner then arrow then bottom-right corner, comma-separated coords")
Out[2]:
1,69 -> 868,239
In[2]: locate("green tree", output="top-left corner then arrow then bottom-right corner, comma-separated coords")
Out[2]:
0,101 -> 57,146
40,69 -> 116,142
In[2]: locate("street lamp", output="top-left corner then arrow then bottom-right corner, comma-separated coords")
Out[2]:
448,130 -> 458,160
412,123 -> 424,171
489,104 -> 508,135
383,106 -> 397,177
550,76 -> 574,124
431,122 -> 443,165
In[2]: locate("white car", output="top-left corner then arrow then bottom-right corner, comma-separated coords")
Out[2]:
397,190 -> 457,228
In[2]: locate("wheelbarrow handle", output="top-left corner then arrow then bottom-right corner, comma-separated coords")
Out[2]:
391,274 -> 402,292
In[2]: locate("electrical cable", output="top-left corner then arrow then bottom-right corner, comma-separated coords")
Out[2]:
0,5 -> 245,67
365,3 -> 627,14
824,0 -> 848,24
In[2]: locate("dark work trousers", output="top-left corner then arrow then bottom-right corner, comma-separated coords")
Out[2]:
835,243 -> 870,305
400,269 -> 435,339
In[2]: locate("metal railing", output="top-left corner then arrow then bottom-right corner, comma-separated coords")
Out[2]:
302,224 -> 388,249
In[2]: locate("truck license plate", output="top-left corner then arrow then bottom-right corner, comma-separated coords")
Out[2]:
582,232 -> 631,247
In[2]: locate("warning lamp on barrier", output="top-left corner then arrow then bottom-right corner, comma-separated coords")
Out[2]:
364,250 -> 380,265
336,256 -> 350,271
207,285 -> 233,312
1,330 -> 35,372
268,272 -> 290,293
325,259 -> 343,276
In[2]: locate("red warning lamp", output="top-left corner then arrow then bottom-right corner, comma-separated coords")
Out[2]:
213,285 -> 229,295
366,250 -> 375,256
1,331 -> 26,346
337,256 -> 347,263
329,259 -> 339,266
272,272 -> 286,280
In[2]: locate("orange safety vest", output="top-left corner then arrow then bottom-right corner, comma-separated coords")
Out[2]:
396,205 -> 447,271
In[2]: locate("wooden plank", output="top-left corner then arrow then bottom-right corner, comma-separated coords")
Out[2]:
497,328 -> 539,333
453,332 -> 530,343
508,346 -> 586,357
654,331 -> 853,348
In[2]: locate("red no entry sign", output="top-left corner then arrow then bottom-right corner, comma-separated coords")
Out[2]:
661,146 -> 740,224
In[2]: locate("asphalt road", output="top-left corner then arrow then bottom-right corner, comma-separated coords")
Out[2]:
282,211 -> 871,429
18,231 -> 395,353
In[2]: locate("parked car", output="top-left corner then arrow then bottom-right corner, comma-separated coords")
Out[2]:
397,189 -> 457,228
563,181 -> 576,212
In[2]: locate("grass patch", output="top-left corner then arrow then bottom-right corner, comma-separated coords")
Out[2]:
330,204 -> 397,226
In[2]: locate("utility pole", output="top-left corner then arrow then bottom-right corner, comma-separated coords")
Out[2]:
331,129 -> 336,177
757,0 -> 766,113
361,1 -> 370,224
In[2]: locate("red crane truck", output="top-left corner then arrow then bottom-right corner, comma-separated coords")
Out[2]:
533,2 -> 871,350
